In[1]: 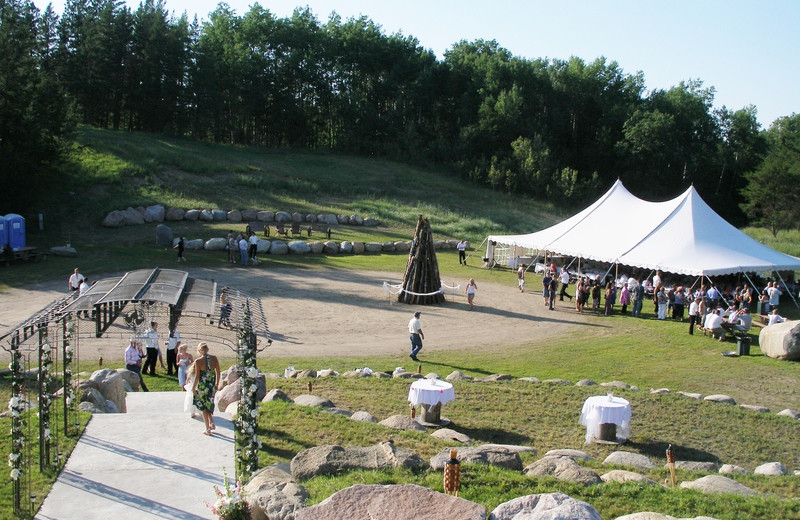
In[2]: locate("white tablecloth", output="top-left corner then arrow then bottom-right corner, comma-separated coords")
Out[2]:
579,395 -> 631,443
408,379 -> 456,406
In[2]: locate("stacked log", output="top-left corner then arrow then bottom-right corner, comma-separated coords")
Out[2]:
398,215 -> 445,305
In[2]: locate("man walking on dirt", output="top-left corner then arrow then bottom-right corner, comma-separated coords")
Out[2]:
408,311 -> 424,361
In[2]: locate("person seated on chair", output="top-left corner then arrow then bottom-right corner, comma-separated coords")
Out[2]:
721,306 -> 752,339
767,308 -> 787,326
702,309 -> 725,340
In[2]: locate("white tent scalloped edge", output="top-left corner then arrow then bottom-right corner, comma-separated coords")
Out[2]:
486,179 -> 800,277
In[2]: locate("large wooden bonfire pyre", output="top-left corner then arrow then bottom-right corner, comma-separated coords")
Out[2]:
398,215 -> 445,305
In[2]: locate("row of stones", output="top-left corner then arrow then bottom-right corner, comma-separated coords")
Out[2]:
102,204 -> 379,228
166,231 -> 469,255
283,367 -> 800,422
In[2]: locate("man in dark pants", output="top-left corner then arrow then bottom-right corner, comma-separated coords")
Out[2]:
166,327 -> 181,376
143,321 -> 160,375
408,311 -> 424,361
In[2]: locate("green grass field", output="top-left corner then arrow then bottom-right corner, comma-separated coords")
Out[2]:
1,128 -> 799,519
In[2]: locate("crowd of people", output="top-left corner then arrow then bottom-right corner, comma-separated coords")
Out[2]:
526,265 -> 793,340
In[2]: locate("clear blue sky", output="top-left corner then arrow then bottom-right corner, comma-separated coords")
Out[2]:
40,0 -> 799,129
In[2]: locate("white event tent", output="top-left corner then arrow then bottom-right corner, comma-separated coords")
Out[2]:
486,180 -> 800,277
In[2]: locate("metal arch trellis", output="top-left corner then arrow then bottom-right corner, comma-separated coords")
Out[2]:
2,293 -> 78,519
3,271 -> 273,514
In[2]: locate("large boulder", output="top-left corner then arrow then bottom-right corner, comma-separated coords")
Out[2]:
291,212 -> 304,223
215,379 -> 241,411
211,209 -> 227,221
308,241 -> 325,254
323,241 -> 339,254
759,320 -> 800,360
256,239 -> 271,254
275,211 -> 292,223
164,206 -> 186,222
523,456 -> 602,485
337,214 -> 350,224
288,241 -> 311,254
600,470 -> 657,485
240,209 -> 258,221
680,475 -> 758,496
603,451 -> 654,471
349,411 -> 378,423
430,445 -> 522,471
350,214 -> 363,225
365,242 -> 383,253
670,461 -> 720,472
269,241 -> 289,255
199,209 -> 214,221
290,442 -> 425,481
339,241 -> 354,254
378,415 -> 427,431
317,214 -> 338,226
293,394 -> 333,408
294,484 -> 484,520
227,209 -> 242,222
754,462 -> 787,476
430,428 -> 471,443
244,463 -> 308,520
544,449 -> 592,461
117,369 -> 142,392
102,210 -> 126,228
79,387 -> 108,412
49,246 -> 78,257
205,237 -> 227,251
144,204 -> 165,222
490,493 -> 601,520
363,217 -> 379,226
381,242 -> 396,252
394,241 -> 410,252
156,224 -> 173,247
704,394 -> 736,404
90,369 -> 126,413
257,211 -> 275,222
263,389 -> 292,403
352,241 -> 365,254
446,370 -> 473,381
183,209 -> 200,220
122,207 -> 144,225
185,239 -> 204,250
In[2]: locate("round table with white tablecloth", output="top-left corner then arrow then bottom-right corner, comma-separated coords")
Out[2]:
579,395 -> 631,443
408,378 -> 455,424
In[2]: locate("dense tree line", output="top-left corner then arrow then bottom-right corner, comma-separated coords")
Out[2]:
2,0 -> 797,229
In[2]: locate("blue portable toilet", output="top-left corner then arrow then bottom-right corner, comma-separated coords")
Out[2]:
6,214 -> 26,250
0,216 -> 7,248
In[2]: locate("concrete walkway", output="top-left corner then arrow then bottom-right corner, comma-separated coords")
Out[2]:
35,392 -> 235,520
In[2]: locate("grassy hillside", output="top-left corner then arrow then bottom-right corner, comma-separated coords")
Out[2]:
2,128 -> 800,520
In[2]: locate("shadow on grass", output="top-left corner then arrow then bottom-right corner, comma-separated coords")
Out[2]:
447,424 -> 533,446
625,439 -> 719,463
422,360 -> 494,376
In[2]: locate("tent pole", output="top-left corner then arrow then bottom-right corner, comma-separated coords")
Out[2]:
525,254 -> 541,274
565,257 -> 577,271
477,237 -> 489,266
615,263 -> 619,282
578,257 -> 582,276
471,237 -> 488,265
689,276 -> 700,292
602,263 -> 614,282
774,271 -> 800,311
706,275 -> 730,309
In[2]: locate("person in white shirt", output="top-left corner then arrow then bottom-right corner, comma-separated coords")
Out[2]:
703,311 -> 725,340
457,240 -> 467,265
68,267 -> 84,291
408,311 -> 424,361
768,284 -> 783,311
248,232 -> 259,264
78,278 -> 91,318
165,327 -> 181,376
767,309 -> 786,326
559,269 -> 572,301
142,321 -> 164,375
688,296 -> 701,335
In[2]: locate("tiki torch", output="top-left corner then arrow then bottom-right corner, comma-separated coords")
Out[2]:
666,444 -> 676,487
443,449 -> 461,496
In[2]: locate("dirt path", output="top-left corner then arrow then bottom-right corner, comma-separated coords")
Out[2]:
1,266 -> 599,362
